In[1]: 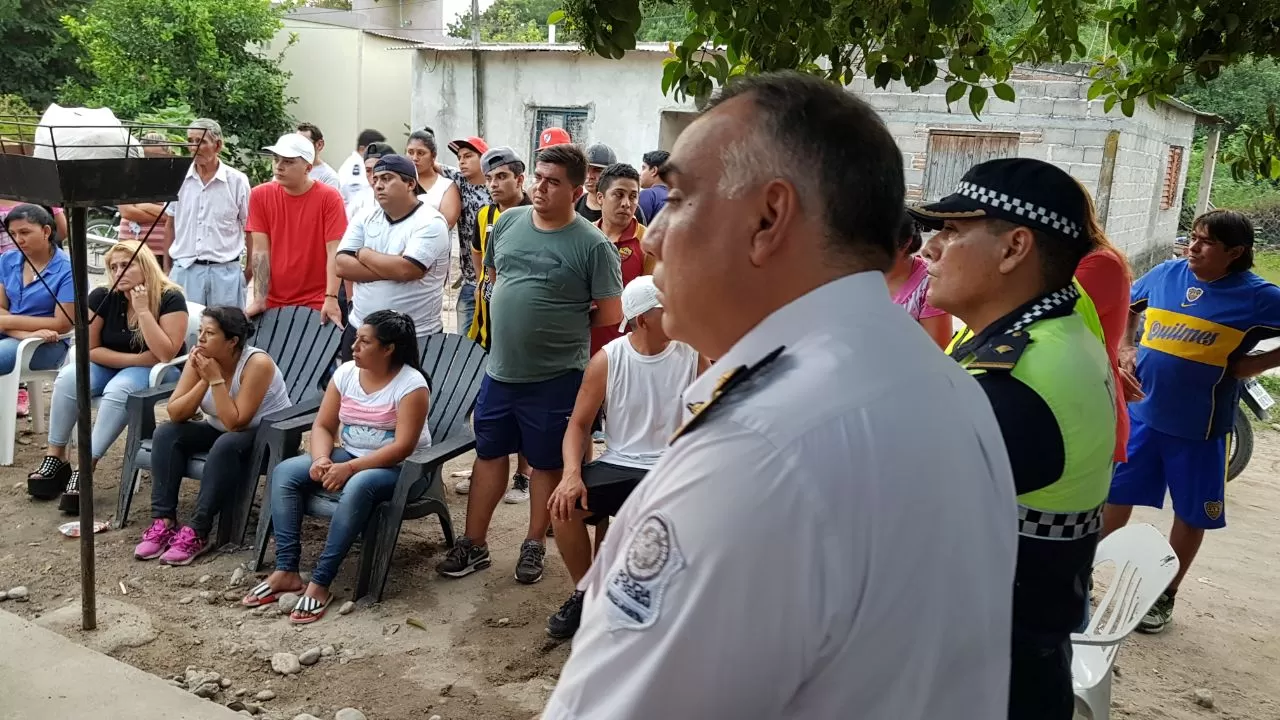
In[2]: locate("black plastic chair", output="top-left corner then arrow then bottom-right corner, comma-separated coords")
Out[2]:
115,306 -> 343,546
251,333 -> 487,603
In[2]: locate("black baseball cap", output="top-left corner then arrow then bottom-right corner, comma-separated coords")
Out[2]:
909,158 -> 1091,247
371,154 -> 425,194
363,142 -> 396,161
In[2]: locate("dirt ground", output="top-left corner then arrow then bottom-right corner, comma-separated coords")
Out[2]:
1,406 -> 1279,719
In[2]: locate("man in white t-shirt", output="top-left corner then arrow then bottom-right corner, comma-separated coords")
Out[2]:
335,154 -> 451,359
297,122 -> 341,190
545,276 -> 702,639
337,128 -> 387,208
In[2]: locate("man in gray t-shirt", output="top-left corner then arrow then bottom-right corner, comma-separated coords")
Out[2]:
438,144 -> 624,586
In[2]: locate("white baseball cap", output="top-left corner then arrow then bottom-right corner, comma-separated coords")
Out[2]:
262,132 -> 315,163
619,275 -> 662,332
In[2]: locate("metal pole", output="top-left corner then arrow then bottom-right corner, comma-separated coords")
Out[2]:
69,206 -> 97,631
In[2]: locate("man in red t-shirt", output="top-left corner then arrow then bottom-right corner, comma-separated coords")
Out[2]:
246,132 -> 347,325
590,163 -> 652,356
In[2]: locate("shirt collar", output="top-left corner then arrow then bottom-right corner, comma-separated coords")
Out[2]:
682,271 -> 889,408
185,159 -> 228,184
948,285 -> 1080,361
595,216 -> 639,243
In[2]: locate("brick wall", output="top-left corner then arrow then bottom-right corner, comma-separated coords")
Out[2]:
851,69 -> 1200,262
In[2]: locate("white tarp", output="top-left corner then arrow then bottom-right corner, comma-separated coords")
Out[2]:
33,104 -> 142,161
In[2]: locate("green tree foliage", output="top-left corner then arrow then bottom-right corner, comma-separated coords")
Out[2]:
0,0 -> 90,108
60,0 -> 294,157
564,0 -> 1280,175
451,0 -> 689,43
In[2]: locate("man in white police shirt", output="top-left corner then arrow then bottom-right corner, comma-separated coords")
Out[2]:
544,71 -> 1019,719
335,154 -> 451,358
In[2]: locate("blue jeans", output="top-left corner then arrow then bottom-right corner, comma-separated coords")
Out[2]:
0,336 -> 68,375
48,362 -> 179,459
170,260 -> 244,308
270,448 -> 409,588
456,280 -> 477,336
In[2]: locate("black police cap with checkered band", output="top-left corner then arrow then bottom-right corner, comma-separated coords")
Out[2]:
908,158 -> 1092,250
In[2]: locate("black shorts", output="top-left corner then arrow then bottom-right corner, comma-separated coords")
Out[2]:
577,461 -> 648,525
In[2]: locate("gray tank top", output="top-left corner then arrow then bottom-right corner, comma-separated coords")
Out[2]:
201,346 -> 292,431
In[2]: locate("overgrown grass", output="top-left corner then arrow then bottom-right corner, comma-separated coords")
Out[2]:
1256,250 -> 1280,285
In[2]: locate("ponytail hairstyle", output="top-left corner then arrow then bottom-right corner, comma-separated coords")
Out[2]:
896,211 -> 923,254
407,127 -> 438,158
2,203 -> 59,254
362,309 -> 430,389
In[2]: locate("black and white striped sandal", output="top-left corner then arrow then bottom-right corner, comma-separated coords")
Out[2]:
58,470 -> 81,515
289,594 -> 331,625
27,456 -> 69,500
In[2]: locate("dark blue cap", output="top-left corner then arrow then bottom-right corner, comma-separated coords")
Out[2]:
371,154 -> 423,193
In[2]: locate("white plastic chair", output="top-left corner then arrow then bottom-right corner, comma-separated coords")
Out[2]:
0,333 -> 73,466
1072,523 -> 1179,719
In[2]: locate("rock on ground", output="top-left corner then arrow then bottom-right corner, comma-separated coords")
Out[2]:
338,600 -> 356,616
277,593 -> 301,615
1194,688 -> 1215,709
298,647 -> 322,666
334,710 -> 367,720
320,645 -> 335,657
255,689 -> 276,701
7,586 -> 28,600
270,652 -> 301,675
230,567 -> 246,586
291,715 -> 323,720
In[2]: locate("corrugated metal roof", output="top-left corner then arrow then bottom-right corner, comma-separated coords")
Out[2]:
390,41 -> 673,53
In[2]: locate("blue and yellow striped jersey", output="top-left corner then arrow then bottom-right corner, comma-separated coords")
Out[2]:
1131,259 -> 1280,440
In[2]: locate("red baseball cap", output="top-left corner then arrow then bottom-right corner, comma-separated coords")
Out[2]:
448,136 -> 489,156
538,127 -> 572,149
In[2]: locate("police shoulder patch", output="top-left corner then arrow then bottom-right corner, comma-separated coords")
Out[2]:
604,512 -> 686,631
967,330 -> 1032,372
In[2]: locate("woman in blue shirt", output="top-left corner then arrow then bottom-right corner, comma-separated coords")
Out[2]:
0,204 -> 75,376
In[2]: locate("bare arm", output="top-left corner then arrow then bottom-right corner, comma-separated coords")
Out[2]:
589,296 -> 623,328
118,203 -> 164,224
135,307 -> 187,362
55,213 -> 68,242
354,248 -> 427,282
248,232 -> 270,312
335,252 -> 384,283
162,215 -> 174,259
164,361 -> 208,423
207,353 -> 275,431
0,302 -> 74,334
309,382 -> 342,461
563,352 -> 607,478
438,184 -> 462,229
325,239 -> 342,298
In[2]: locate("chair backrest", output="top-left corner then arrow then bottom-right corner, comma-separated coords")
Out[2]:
420,333 -> 488,442
184,301 -> 205,350
252,306 -> 343,404
1082,523 -> 1179,645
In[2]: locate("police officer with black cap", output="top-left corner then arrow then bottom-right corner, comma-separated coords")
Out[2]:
912,157 -> 1117,720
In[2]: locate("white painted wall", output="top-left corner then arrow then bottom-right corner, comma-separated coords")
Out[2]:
411,48 -> 694,167
270,20 -> 416,161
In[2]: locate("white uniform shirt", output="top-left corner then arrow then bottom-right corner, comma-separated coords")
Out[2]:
337,201 -> 452,338
164,160 -> 251,266
545,271 -> 1018,720
309,161 -> 341,191
337,150 -> 369,207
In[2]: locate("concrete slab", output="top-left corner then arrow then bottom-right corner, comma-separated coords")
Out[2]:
0,609 -> 242,720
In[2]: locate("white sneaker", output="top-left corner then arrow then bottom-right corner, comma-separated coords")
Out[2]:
454,476 -> 472,495
503,473 -> 530,504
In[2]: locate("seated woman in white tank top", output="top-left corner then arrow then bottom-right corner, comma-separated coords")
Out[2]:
134,306 -> 293,566
544,276 -> 704,639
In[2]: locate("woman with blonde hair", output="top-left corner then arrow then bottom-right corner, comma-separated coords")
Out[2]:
26,241 -> 189,514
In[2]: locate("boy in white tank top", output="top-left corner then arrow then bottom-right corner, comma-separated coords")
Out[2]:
545,276 -> 704,639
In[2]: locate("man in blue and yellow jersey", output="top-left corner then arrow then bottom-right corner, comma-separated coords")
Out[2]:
1104,209 -> 1280,633
913,158 -> 1116,720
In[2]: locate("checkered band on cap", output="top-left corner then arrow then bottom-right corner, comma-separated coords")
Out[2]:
1018,504 -> 1102,541
956,180 -> 1082,240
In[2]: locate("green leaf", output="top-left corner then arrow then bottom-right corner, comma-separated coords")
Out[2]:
968,85 -> 988,118
547,10 -> 565,25
1104,95 -> 1118,114
1087,79 -> 1107,101
993,82 -> 1015,102
1120,97 -> 1135,116
681,32 -> 707,53
945,81 -> 966,105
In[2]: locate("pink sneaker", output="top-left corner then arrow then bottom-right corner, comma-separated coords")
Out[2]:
16,388 -> 29,417
159,526 -> 210,566
134,519 -> 175,560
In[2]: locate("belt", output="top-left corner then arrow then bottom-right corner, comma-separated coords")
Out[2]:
191,259 -> 235,266
1017,504 -> 1102,541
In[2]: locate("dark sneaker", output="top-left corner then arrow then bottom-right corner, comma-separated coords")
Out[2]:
436,537 -> 491,578
547,590 -> 585,638
1138,592 -> 1175,634
515,539 -> 546,584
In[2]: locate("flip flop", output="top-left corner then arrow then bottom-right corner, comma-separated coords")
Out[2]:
289,594 -> 331,625
241,581 -> 287,608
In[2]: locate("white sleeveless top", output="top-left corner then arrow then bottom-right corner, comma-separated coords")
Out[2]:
597,336 -> 700,469
201,346 -> 292,431
421,174 -> 460,257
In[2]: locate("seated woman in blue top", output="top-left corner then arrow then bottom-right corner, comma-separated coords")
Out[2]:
26,240 -> 189,514
0,204 -> 75,376
243,310 -> 431,624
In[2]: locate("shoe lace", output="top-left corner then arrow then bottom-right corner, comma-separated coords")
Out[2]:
142,520 -> 170,543
519,540 -> 544,565
445,539 -> 474,564
556,591 -> 584,616
169,527 -> 202,553
512,474 -> 530,491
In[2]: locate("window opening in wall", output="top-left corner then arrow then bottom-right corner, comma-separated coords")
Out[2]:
1161,146 -> 1185,210
920,131 -> 1020,201
531,107 -> 590,160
